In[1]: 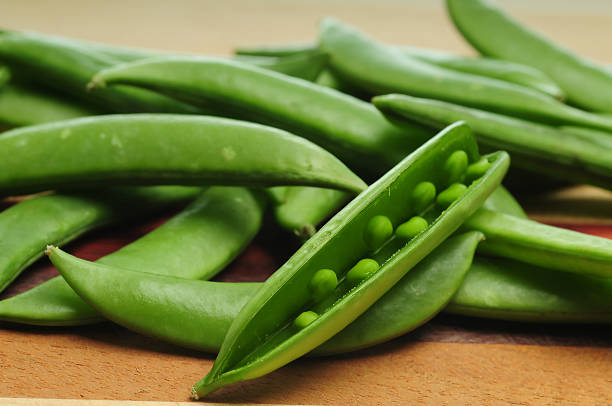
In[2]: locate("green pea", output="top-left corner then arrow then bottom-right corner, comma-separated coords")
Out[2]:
294,310 -> 318,329
444,150 -> 468,185
437,183 -> 468,208
363,215 -> 393,250
309,269 -> 338,302
465,157 -> 491,183
411,181 -> 436,213
395,216 -> 428,241
346,258 -> 380,286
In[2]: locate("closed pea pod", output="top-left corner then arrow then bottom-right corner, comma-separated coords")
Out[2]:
0,187 -> 265,326
0,114 -> 366,197
45,222 -> 483,353
0,186 -> 201,295
191,122 -> 508,397
373,94 -> 612,190
446,0 -> 612,113
318,17 -> 612,132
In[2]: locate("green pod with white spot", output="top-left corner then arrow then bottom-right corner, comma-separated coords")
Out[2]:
89,55 -> 431,177
191,122 -> 509,397
0,114 -> 366,197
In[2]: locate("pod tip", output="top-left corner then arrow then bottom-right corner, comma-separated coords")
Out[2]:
44,245 -> 56,256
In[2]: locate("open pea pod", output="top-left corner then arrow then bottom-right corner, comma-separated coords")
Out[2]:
193,122 -> 509,397
0,114 -> 366,196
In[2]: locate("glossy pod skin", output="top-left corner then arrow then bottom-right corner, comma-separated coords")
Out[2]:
464,209 -> 612,278
267,186 -> 351,239
0,186 -> 200,294
235,42 -> 564,99
446,0 -> 612,113
194,123 -> 509,397
373,94 -> 612,190
318,18 -> 612,132
397,47 -> 563,99
0,30 -> 201,114
0,187 -> 265,325
0,114 -> 366,196
0,84 -> 101,127
448,256 -> 612,323
45,231 -> 482,353
89,55 -> 431,177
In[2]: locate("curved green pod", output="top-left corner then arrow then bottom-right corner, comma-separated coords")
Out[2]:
235,42 -> 563,99
0,187 -> 265,325
398,47 -> 563,100
0,114 -> 366,196
0,30 -> 201,114
318,18 -> 612,132
193,123 -> 508,397
269,186 -> 351,239
89,55 -> 431,177
447,256 -> 612,323
0,84 -> 101,127
373,94 -> 612,190
446,0 -> 612,113
464,209 -> 612,278
236,52 -> 330,82
45,231 -> 481,353
0,186 -> 200,294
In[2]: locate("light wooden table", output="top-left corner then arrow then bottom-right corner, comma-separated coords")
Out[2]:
1,1 -> 612,404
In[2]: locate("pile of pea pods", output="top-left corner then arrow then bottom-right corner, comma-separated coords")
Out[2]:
1,0 -> 611,398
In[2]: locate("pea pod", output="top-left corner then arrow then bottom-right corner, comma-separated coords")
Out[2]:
45,227 -> 482,353
0,30 -> 203,114
446,0 -> 612,113
89,55 -> 431,177
447,256 -> 612,323
0,185 -> 201,295
0,84 -> 101,127
192,122 -> 508,397
0,187 -> 264,325
373,94 -> 612,190
318,18 -> 612,132
0,64 -> 8,86
0,114 -> 366,197
236,42 -> 563,99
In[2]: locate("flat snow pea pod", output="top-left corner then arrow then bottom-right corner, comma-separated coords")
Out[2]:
44,231 -> 482,352
0,187 -> 265,325
447,256 -> 612,323
0,114 -> 366,196
446,0 -> 612,113
89,55 -> 431,177
0,30 -> 201,114
0,84 -> 101,127
192,122 -> 509,397
318,18 -> 612,132
0,186 -> 200,295
373,94 -> 612,190
464,208 -> 612,278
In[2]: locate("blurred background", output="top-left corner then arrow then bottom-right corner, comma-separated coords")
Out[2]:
1,0 -> 611,61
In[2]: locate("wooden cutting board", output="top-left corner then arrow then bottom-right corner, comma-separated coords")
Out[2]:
2,1 -> 612,404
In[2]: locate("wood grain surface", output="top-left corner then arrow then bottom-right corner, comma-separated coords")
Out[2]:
1,1 -> 612,404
